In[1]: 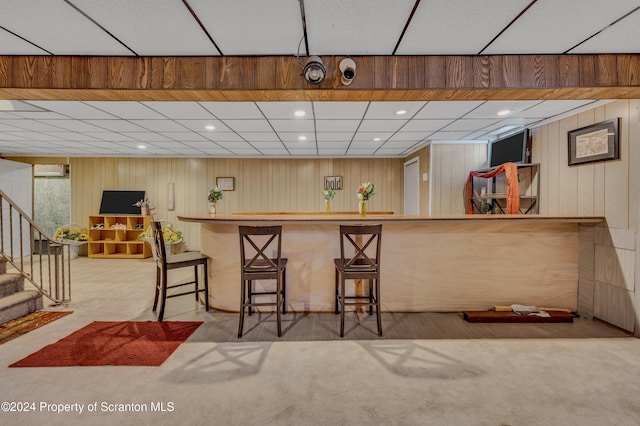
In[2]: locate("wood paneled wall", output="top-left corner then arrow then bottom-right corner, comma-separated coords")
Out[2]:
533,99 -> 639,333
1,54 -> 640,101
65,157 -> 403,250
429,143 -> 488,215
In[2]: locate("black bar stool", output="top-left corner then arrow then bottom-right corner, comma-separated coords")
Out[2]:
334,224 -> 382,337
151,221 -> 209,322
238,225 -> 288,337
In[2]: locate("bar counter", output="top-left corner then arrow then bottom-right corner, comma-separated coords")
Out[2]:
178,213 -> 604,313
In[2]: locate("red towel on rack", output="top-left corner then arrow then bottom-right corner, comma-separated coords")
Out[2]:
465,162 -> 520,214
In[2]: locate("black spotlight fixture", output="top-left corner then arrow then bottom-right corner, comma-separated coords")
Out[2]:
303,56 -> 326,85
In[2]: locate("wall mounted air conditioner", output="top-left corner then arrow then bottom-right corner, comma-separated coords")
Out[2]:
34,164 -> 68,177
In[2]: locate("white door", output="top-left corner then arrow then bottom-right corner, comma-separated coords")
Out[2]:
404,158 -> 420,215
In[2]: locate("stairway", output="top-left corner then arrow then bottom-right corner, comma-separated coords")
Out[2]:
0,257 -> 43,324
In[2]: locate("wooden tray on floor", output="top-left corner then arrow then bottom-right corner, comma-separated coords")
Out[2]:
463,310 -> 575,323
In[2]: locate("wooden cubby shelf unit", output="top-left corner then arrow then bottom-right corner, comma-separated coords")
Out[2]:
88,215 -> 152,259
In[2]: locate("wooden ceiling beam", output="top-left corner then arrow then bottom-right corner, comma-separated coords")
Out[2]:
0,54 -> 639,101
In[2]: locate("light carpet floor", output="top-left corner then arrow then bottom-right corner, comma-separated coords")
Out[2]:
1,257 -> 639,426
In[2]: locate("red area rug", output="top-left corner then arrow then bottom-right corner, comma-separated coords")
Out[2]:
9,321 -> 202,367
0,311 -> 72,345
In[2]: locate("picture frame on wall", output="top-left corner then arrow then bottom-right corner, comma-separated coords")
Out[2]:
568,118 -> 620,166
216,177 -> 235,191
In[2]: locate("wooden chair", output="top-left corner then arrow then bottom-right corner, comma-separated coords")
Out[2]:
238,225 -> 287,337
334,224 -> 382,337
152,221 -> 209,322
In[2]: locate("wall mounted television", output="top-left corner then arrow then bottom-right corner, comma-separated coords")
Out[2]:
489,129 -> 531,168
99,190 -> 145,215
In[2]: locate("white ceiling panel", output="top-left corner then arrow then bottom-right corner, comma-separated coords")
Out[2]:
280,133 -> 315,143
365,102 -> 426,119
2,131 -> 64,141
223,120 -> 273,132
176,120 -> 231,133
316,120 -> 361,132
318,141 -> 350,149
352,132 -> 394,142
130,120 -> 189,132
28,101 -> 116,119
357,120 -> 405,132
239,133 -> 281,142
464,101 -> 543,119
270,120 -> 315,132
387,134 -> 430,144
318,149 -> 347,156
0,0 -> 132,55
260,149 -> 291,156
71,0 -> 219,55
198,103 -> 262,120
0,28 -> 48,54
313,102 -> 369,119
316,133 -> 355,142
165,132 -> 208,142
251,142 -> 287,149
397,0 -> 531,55
142,102 -> 215,120
188,0 -> 303,55
41,132 -> 101,142
0,120 -> 65,132
571,9 -> 640,53
428,131 -> 475,140
413,101 -> 484,119
510,100 -> 596,118
85,102 -> 165,119
484,0 -> 640,54
304,0 -> 416,55
257,102 -> 313,119
400,119 -> 453,132
442,119 -> 500,132
120,132 -> 172,142
85,120 -> 146,132
39,120 -> 110,132
205,133 -> 245,142
83,132 -> 137,142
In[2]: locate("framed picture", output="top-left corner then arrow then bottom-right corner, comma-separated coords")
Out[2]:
568,118 -> 620,166
216,177 -> 235,191
324,176 -> 343,190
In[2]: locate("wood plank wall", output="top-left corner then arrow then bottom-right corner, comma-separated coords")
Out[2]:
49,157 -> 403,250
1,55 -> 640,101
532,99 -> 639,332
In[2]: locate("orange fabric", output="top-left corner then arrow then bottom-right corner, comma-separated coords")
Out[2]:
465,162 -> 520,214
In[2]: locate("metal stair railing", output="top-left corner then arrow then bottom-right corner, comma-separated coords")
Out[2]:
0,188 -> 72,305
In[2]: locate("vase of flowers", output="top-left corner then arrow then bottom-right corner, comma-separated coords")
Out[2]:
133,198 -> 154,216
208,186 -> 224,214
356,182 -> 375,217
323,189 -> 336,212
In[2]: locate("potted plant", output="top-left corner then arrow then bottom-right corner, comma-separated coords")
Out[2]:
208,187 -> 224,214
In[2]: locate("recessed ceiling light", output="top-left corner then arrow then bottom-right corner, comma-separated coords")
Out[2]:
294,110 -> 306,117
205,125 -> 216,130
373,137 -> 381,141
396,110 -> 407,115
298,135 -> 307,141
137,145 -> 146,150
497,110 -> 511,116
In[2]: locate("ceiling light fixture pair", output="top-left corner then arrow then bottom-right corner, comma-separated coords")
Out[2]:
303,56 -> 357,86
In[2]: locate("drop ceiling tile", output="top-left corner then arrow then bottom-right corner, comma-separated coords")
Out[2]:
400,119 -> 454,132
145,141 -> 190,149
176,120 -> 230,132
215,141 -> 255,150
200,102 -> 264,119
28,101 -> 117,119
313,102 -> 368,119
251,141 -> 287,149
270,120 -> 315,132
571,8 -> 640,53
350,141 -> 384,149
412,101 -> 485,119
165,132 -> 208,142
510,100 -> 596,118
396,0 -> 531,55
0,119 -> 70,132
40,120 -> 107,132
10,111 -> 69,120
428,131 -> 476,140
279,133 -> 315,143
182,141 -> 223,149
442,119 -> 500,132
463,101 -> 540,119
317,141 -> 350,149
188,0 -> 303,55
0,132 -> 29,141
387,132 -> 431,142
203,132 -> 245,142
119,132 -> 172,142
2,131 -> 63,141
142,102 -> 215,119
376,148 -> 408,155
257,102 -> 313,120
365,102 -> 426,119
304,0 -> 416,55
227,148 -> 262,155
316,132 -> 355,142
237,132 -> 280,142
83,132 -> 137,142
41,132 -> 101,142
222,120 -> 273,132
0,122 -> 23,131
379,141 -> 417,149
86,120 -> 147,132
283,141 -> 316,149
484,0 -> 640,54
130,120 -> 188,132
86,101 -> 165,119
357,120 -> 404,132
352,131 -> 394,141
0,28 -> 48,54
47,141 -> 93,148
0,0 -> 132,55
315,120 -> 361,132
71,0 -> 219,55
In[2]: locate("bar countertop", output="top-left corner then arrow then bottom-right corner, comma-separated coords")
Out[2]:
178,212 -> 603,313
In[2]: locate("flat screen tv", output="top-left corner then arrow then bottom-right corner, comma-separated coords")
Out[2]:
99,190 -> 145,215
489,129 -> 531,167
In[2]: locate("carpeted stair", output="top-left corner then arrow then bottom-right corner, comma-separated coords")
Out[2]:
0,258 -> 43,324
